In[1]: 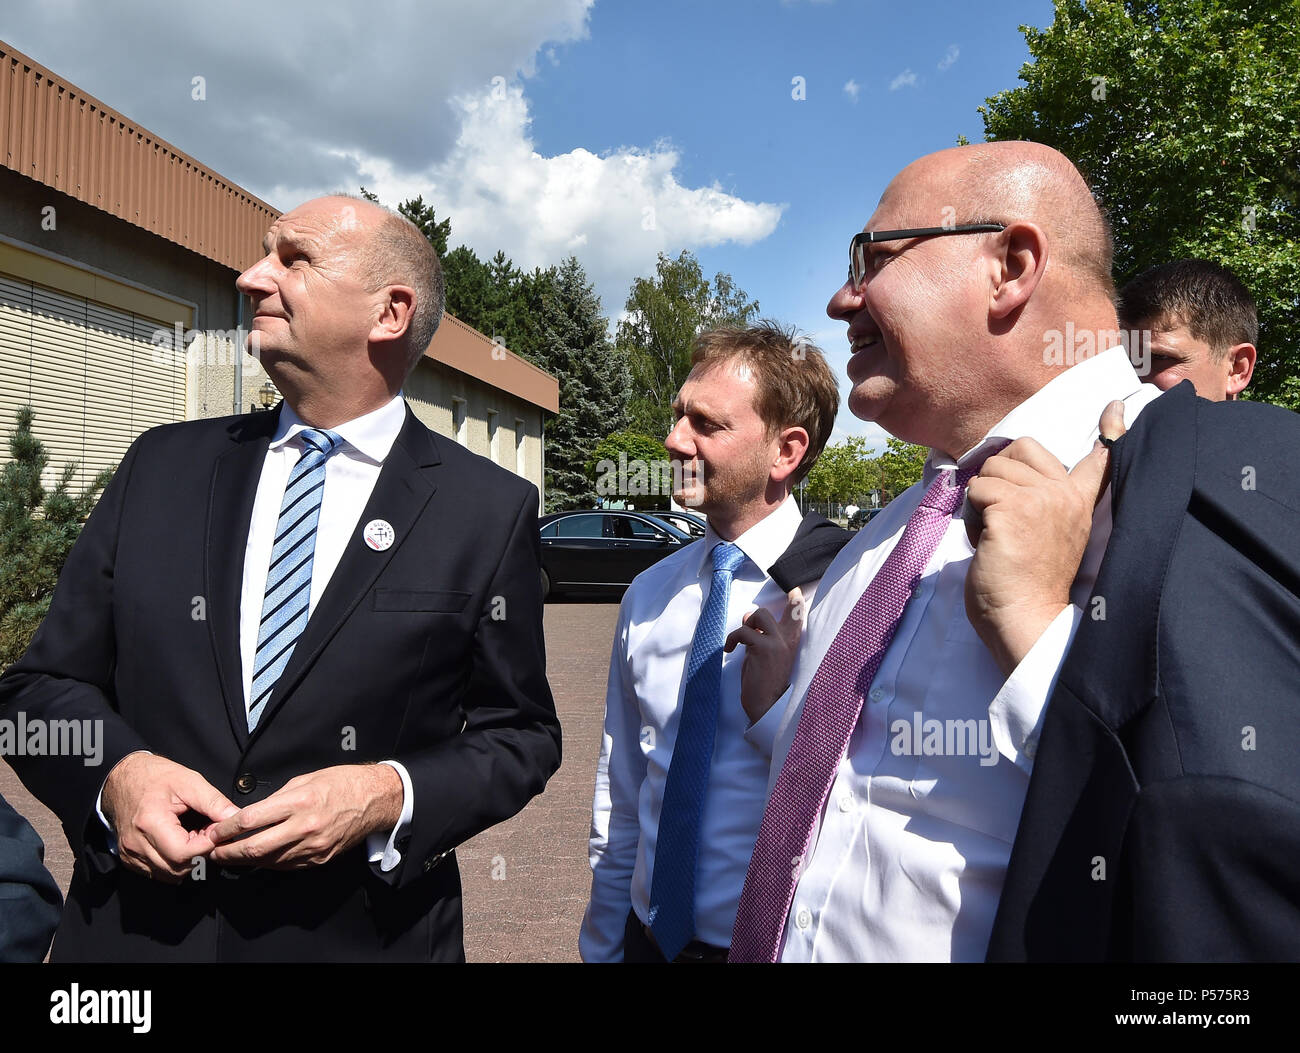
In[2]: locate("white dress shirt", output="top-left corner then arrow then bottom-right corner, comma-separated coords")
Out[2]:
580,496 -> 822,961
239,396 -> 413,871
746,347 -> 1161,961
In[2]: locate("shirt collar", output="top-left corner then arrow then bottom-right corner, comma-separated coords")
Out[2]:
924,346 -> 1154,484
270,395 -> 406,465
696,495 -> 804,579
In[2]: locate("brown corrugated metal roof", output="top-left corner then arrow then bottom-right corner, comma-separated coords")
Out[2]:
429,315 -> 559,413
0,38 -> 277,272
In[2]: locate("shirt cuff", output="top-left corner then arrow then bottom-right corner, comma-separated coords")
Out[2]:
366,760 -> 413,873
744,684 -> 794,760
97,749 -> 155,856
95,779 -> 119,855
988,604 -> 1084,773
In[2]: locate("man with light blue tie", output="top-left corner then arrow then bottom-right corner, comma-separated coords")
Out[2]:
0,194 -> 560,960
579,323 -> 847,962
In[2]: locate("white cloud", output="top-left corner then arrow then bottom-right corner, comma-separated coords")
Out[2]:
2,0 -> 782,318
889,69 -> 918,92
842,79 -> 860,103
829,420 -> 890,450
1,0 -> 597,201
938,44 -> 960,71
362,85 -> 784,317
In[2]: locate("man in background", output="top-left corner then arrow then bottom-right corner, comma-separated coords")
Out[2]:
1119,258 -> 1257,400
581,323 -> 847,962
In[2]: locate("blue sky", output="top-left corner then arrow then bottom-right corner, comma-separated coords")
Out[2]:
2,0 -> 1055,447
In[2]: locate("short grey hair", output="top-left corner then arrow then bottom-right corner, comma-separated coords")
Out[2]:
334,194 -> 446,374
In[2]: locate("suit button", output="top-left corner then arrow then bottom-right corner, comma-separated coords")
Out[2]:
235,772 -> 256,794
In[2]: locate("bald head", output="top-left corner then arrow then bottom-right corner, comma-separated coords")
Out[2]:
318,194 -> 446,372
882,141 -> 1115,307
827,141 -> 1124,457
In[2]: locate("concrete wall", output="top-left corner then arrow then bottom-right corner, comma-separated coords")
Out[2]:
405,356 -> 545,512
0,165 -> 243,418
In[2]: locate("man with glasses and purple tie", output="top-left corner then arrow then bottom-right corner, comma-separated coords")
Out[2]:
726,141 -> 1158,962
0,195 -> 561,961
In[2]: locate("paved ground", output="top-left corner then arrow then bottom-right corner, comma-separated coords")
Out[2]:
0,600 -> 620,963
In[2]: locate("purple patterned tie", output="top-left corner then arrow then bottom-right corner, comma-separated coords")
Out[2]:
729,456 -> 993,963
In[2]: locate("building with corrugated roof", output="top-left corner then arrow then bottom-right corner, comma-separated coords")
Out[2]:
0,39 -> 556,506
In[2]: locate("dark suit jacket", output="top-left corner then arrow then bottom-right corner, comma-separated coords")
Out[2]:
767,512 -> 852,593
0,402 -> 561,962
988,382 -> 1300,961
0,790 -> 61,961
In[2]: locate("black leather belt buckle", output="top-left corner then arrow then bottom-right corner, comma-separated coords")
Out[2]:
672,940 -> 729,964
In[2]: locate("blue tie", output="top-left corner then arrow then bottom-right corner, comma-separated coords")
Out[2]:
648,540 -> 747,960
248,428 -> 343,730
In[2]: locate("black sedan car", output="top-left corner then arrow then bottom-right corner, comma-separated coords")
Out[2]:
538,509 -> 696,599
848,507 -> 885,531
650,509 -> 707,538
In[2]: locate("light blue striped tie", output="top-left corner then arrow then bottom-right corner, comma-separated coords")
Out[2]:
248,428 -> 343,731
648,540 -> 747,960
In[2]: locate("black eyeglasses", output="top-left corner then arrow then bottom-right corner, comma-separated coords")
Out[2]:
849,223 -> 1006,288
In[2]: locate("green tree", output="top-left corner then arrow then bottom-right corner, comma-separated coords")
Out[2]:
872,437 -> 928,501
0,407 -> 113,668
440,245 -> 534,357
617,251 -> 760,438
586,430 -> 673,508
531,258 -> 632,511
397,196 -> 451,258
806,436 -> 876,506
979,0 -> 1300,408
360,190 -> 632,508
481,250 -> 535,354
441,244 -> 492,331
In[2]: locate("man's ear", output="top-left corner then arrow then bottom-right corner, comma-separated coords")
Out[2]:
770,425 -> 810,486
988,221 -> 1049,321
370,285 -> 416,348
1224,342 -> 1257,399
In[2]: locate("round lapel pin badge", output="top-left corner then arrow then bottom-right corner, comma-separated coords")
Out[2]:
363,519 -> 395,551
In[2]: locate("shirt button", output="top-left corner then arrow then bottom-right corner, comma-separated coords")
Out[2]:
1023,739 -> 1037,760
869,687 -> 884,703
795,907 -> 813,931
837,790 -> 854,812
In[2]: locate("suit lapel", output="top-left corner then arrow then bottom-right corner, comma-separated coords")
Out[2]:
205,408 -> 281,750
247,406 -> 442,740
1057,381 -> 1196,719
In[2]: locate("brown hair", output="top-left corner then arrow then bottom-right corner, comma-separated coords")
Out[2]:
1119,259 -> 1258,359
690,320 -> 839,485
333,193 -> 446,375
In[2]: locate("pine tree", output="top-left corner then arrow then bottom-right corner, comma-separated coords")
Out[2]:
442,244 -> 493,333
532,257 -> 632,511
0,407 -> 113,668
397,196 -> 451,258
